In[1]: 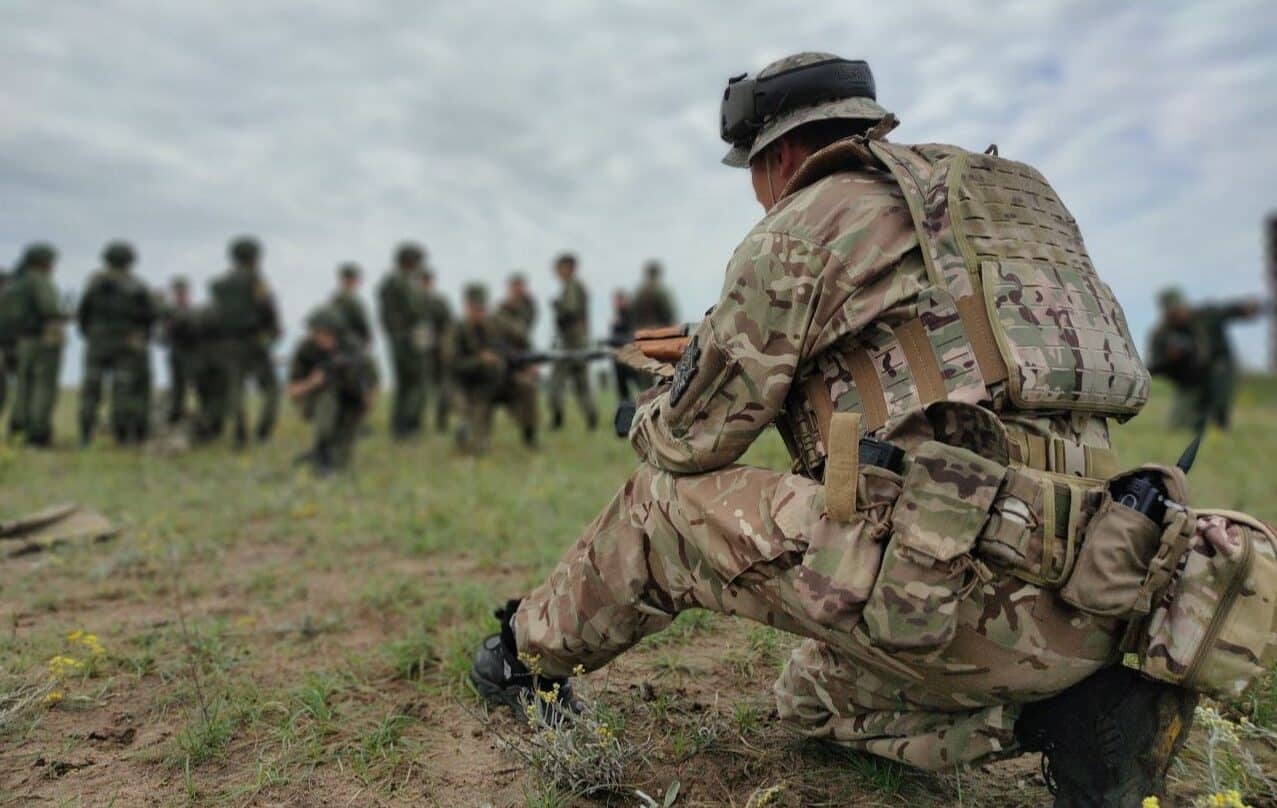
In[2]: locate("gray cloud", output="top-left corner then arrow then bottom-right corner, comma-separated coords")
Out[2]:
2,0 -> 1274,379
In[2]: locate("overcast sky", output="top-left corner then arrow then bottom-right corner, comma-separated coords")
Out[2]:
3,0 -> 1275,380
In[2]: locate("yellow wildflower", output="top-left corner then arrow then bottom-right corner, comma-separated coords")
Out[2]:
596,723 -> 615,744
47,655 -> 84,678
43,690 -> 63,706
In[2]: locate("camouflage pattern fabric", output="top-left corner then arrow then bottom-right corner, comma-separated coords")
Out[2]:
450,316 -> 537,455
1148,302 -> 1258,431
76,266 -> 157,443
515,134 -> 1136,772
378,268 -> 428,437
549,276 -> 596,426
7,268 -> 64,444
329,290 -> 372,348
629,278 -> 677,330
210,265 -> 281,443
515,461 -> 1118,770
421,287 -> 455,432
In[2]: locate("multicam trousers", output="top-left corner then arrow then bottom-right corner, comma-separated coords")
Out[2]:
547,356 -> 597,427
515,463 -> 1120,770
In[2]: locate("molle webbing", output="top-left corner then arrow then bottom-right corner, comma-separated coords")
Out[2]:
842,138 -> 1149,421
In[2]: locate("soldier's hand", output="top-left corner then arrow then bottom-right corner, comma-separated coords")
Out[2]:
479,350 -> 504,367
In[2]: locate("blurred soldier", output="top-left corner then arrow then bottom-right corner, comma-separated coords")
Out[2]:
330,263 -> 372,348
161,277 -> 198,425
209,236 -> 281,447
608,289 -> 641,400
189,305 -> 228,442
6,243 -> 65,446
419,268 -> 454,433
0,269 -> 12,418
472,52 -> 1197,806
451,284 -> 538,455
287,306 -> 378,475
378,242 -> 429,440
628,260 -> 677,330
1148,287 -> 1265,431
547,252 -> 597,430
494,272 -> 537,348
77,241 -> 158,446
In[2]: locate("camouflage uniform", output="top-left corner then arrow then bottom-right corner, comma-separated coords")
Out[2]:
188,307 -> 228,441
629,265 -> 677,330
209,241 -> 281,445
1148,290 -> 1260,431
289,307 -> 378,472
330,289 -> 372,349
513,57 -> 1149,770
77,244 -> 157,444
420,282 -> 455,432
6,246 -> 65,446
378,263 -> 429,438
548,273 -> 597,428
161,285 -> 199,425
451,286 -> 537,455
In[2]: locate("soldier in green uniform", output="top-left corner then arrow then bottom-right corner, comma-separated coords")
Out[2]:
419,268 -> 454,433
6,243 -> 65,447
209,236 -> 281,447
450,284 -> 538,455
629,260 -> 677,330
287,306 -> 378,475
1148,287 -> 1264,432
161,277 -> 198,425
547,252 -> 597,430
77,241 -> 158,446
329,263 -> 372,348
472,53 -> 1200,806
493,273 -> 537,349
189,305 -> 228,442
378,243 -> 429,439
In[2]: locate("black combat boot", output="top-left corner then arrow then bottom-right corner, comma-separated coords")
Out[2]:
522,426 -> 538,449
79,421 -> 94,448
469,599 -> 582,717
550,409 -> 564,431
1015,665 -> 1198,807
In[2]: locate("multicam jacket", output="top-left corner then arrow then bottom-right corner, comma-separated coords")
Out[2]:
630,136 -> 1142,477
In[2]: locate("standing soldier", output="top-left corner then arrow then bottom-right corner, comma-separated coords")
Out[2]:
608,289 -> 640,400
547,252 -> 597,430
493,272 -> 537,350
287,306 -> 378,475
419,268 -> 454,433
330,263 -> 372,349
210,236 -> 281,447
470,53 -> 1200,806
161,277 -> 198,425
6,243 -> 65,447
628,260 -> 677,330
451,284 -> 538,455
378,242 -> 429,440
77,241 -> 158,446
1149,287 -> 1265,432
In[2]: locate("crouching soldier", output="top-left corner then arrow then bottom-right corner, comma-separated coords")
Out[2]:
468,53 -> 1230,807
287,307 -> 377,475
451,284 -> 537,455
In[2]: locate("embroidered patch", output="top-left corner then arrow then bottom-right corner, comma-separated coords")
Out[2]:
669,334 -> 701,407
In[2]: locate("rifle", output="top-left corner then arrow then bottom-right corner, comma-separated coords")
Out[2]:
505,346 -> 616,369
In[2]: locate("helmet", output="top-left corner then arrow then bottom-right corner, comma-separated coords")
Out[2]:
396,242 -> 425,268
720,52 -> 891,168
102,240 -> 136,269
1158,288 -> 1187,310
306,306 -> 345,335
171,275 -> 190,292
463,283 -> 488,305
228,236 -> 261,264
338,262 -> 362,281
19,242 -> 57,271
644,260 -> 663,278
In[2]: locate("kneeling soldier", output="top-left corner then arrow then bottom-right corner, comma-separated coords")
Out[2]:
471,53 -> 1205,806
287,307 -> 377,475
451,284 -> 537,455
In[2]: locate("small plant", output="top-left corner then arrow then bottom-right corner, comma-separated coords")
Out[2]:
1176,704 -> 1276,807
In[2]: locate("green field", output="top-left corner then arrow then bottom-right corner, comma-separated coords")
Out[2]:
1,379 -> 1274,807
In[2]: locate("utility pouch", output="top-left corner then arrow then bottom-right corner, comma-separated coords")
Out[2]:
977,467 -> 1097,589
1059,464 -> 1190,618
1134,509 -> 1277,701
863,440 -> 1005,653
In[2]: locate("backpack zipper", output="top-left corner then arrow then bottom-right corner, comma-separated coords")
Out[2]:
1181,531 -> 1255,691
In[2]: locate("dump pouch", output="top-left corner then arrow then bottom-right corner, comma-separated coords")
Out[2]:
1059,464 -> 1190,618
1135,510 -> 1277,701
863,440 -> 1005,653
